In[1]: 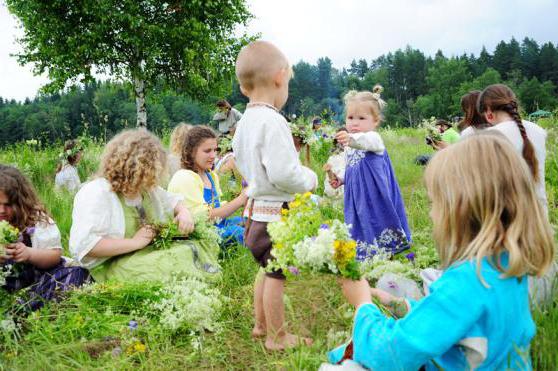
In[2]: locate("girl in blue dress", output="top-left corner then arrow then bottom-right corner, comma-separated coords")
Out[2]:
325,134 -> 555,370
331,90 -> 411,259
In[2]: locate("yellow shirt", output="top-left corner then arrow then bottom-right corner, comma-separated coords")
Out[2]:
167,169 -> 223,216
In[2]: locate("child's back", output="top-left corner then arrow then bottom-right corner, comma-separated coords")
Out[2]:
233,104 -> 316,205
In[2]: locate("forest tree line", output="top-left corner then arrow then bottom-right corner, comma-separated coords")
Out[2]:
1,37 -> 557,146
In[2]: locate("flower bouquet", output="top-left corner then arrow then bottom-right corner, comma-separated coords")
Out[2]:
147,214 -> 221,250
420,117 -> 442,144
0,221 -> 19,256
267,193 -> 361,279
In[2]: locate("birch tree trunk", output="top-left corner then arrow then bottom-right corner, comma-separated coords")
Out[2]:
134,76 -> 147,128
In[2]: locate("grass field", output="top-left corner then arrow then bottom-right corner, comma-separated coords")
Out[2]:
0,120 -> 557,370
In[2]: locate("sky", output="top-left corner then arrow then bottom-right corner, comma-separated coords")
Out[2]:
1,0 -> 558,101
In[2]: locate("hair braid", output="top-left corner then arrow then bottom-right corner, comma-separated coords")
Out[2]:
478,84 -> 539,182
499,101 -> 539,181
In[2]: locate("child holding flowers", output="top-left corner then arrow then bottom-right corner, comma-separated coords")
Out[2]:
326,134 -> 555,370
70,129 -> 221,283
331,90 -> 411,259
1,164 -> 89,310
168,125 -> 247,246
233,40 -> 317,351
55,139 -> 83,193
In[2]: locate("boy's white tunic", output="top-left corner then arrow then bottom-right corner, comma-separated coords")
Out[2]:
69,178 -> 182,269
232,105 -> 317,222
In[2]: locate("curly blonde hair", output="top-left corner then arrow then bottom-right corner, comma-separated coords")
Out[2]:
169,123 -> 193,156
99,129 -> 167,195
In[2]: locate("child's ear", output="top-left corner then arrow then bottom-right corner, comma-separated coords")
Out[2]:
274,68 -> 287,87
239,84 -> 249,97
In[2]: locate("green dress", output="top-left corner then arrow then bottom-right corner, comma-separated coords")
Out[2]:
91,194 -> 221,283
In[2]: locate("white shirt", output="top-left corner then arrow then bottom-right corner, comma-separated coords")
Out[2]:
30,220 -> 63,250
214,107 -> 242,133
69,178 -> 183,269
460,120 -> 547,213
232,104 -> 317,221
348,131 -> 385,154
55,165 -> 81,192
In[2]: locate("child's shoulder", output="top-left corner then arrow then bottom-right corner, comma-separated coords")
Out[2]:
241,106 -> 285,126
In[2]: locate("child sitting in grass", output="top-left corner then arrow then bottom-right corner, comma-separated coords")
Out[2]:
1,164 -> 89,311
168,125 -> 247,247
70,129 -> 221,283
327,133 -> 555,370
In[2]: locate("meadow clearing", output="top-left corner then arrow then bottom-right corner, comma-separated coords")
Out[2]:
0,119 -> 556,370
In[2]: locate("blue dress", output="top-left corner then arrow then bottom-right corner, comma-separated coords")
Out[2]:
327,255 -> 535,370
344,148 -> 411,259
203,171 -> 244,246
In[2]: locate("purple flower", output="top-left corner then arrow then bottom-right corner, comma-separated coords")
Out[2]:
25,227 -> 36,235
405,252 -> 415,262
288,266 -> 300,275
241,180 -> 248,188
128,320 -> 138,331
388,281 -> 398,290
319,224 -> 329,230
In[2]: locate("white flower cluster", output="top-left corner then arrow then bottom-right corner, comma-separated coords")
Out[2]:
0,264 -> 13,287
291,220 -> 351,274
151,278 -> 224,333
293,227 -> 336,273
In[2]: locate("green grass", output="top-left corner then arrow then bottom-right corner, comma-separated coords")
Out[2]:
1,122 -> 557,370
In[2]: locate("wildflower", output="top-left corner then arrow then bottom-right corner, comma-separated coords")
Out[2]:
405,252 -> 416,263
288,266 -> 300,275
126,340 -> 147,355
320,223 -> 329,230
128,320 -> 138,331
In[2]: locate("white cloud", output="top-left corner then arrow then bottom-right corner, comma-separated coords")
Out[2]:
1,0 -> 557,101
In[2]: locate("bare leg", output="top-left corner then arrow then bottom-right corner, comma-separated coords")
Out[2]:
252,270 -> 266,338
263,276 -> 312,350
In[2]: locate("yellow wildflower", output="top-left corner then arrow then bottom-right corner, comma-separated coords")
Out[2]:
302,192 -> 312,199
126,340 -> 147,355
333,240 -> 357,267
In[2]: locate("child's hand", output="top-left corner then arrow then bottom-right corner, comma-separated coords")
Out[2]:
175,209 -> 195,235
341,278 -> 372,308
371,288 -> 409,318
5,242 -> 33,263
132,226 -> 156,250
335,131 -> 351,147
329,176 -> 343,189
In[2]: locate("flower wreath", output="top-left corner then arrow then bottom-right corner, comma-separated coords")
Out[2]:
58,143 -> 83,162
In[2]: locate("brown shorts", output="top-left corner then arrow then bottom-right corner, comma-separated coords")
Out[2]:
244,219 -> 285,280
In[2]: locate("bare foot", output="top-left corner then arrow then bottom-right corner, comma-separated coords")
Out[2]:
264,333 -> 313,351
252,325 -> 266,338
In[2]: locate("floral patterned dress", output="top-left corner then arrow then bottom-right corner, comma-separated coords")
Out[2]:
344,148 -> 411,260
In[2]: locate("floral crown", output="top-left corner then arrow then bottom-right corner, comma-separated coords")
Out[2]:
58,143 -> 83,161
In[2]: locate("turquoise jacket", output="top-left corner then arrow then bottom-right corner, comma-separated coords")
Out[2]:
328,255 -> 534,370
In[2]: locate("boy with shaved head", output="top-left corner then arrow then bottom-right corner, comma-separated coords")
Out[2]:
232,41 -> 317,350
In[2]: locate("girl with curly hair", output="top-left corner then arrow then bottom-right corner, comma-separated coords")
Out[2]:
70,129 -> 221,283
1,165 -> 90,311
168,126 -> 247,247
